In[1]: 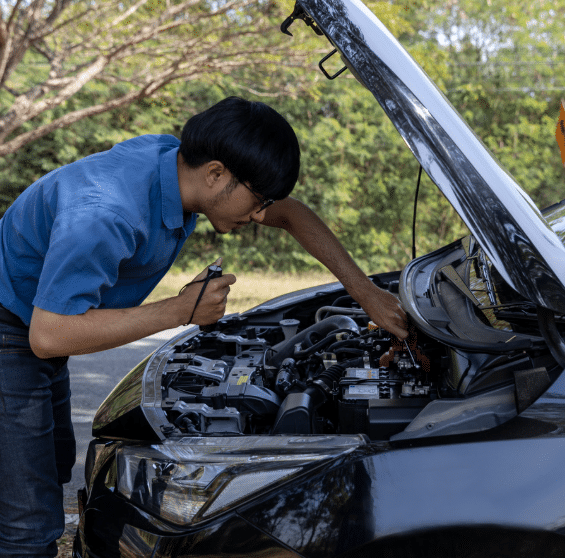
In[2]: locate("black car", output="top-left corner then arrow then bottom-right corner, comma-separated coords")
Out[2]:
74,0 -> 565,556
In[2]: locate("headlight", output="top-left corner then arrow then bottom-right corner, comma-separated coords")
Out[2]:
116,435 -> 365,525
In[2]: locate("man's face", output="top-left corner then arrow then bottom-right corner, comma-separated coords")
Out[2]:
202,180 -> 270,234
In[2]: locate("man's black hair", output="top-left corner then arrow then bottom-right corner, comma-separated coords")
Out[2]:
179,97 -> 300,200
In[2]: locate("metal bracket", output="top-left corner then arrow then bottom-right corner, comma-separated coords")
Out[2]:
319,49 -> 347,80
281,3 -> 323,37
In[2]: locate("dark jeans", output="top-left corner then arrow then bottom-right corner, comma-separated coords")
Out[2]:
0,307 -> 75,557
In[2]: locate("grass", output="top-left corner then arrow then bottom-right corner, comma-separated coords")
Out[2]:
57,535 -> 73,556
144,267 -> 337,315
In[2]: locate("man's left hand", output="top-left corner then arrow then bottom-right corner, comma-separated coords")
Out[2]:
259,197 -> 408,338
355,282 -> 408,339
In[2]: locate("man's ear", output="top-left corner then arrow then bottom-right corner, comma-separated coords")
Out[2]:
205,161 -> 227,187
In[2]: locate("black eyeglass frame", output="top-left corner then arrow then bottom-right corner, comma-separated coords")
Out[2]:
241,182 -> 276,213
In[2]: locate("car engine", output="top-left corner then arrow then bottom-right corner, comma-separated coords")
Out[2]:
160,285 -> 451,441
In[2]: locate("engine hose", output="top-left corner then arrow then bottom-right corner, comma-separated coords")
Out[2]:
272,357 -> 360,436
305,331 -> 320,345
327,338 -> 362,352
332,295 -> 354,307
328,328 -> 361,338
294,329 -> 359,359
315,306 -> 368,323
268,315 -> 360,367
294,335 -> 337,359
314,296 -> 354,321
316,363 -> 346,389
305,326 -> 357,345
304,363 -> 347,410
333,348 -> 365,356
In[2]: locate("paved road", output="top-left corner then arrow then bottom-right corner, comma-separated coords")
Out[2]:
63,326 -> 186,524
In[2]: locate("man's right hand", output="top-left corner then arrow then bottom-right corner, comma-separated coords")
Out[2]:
29,260 -> 236,358
176,261 -> 236,326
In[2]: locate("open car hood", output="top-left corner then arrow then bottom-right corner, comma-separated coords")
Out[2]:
286,0 -> 565,313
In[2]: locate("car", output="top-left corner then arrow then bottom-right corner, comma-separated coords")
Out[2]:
74,0 -> 565,556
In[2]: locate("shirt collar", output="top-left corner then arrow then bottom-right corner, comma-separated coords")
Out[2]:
159,146 -> 186,230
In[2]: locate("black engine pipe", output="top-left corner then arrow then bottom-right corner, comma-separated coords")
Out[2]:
294,328 -> 360,359
268,315 -> 360,368
272,363 -> 347,435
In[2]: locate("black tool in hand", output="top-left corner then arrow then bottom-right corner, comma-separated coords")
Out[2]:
199,264 -> 223,332
179,262 -> 223,329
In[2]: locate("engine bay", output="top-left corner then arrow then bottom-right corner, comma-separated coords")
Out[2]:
151,254 -> 563,442
160,280 -> 453,441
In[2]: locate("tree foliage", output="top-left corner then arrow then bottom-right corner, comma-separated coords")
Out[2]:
418,0 -> 565,209
1,0 -> 563,274
0,0 -> 312,156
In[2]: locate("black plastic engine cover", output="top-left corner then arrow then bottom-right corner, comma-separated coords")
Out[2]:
339,398 -> 429,440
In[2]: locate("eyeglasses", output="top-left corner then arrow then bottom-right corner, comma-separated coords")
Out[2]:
241,182 -> 276,213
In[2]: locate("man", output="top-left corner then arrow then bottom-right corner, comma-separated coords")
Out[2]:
0,96 -> 407,556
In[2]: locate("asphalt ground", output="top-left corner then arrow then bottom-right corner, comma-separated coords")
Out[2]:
62,326 -> 186,533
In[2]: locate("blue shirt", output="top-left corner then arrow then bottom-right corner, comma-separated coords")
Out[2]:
0,135 -> 197,326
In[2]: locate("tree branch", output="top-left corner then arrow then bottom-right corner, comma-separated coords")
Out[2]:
0,0 -> 314,155
0,70 -> 203,156
0,0 -> 24,85
0,54 -> 109,139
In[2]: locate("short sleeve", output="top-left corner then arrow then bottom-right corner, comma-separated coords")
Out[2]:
33,205 -> 137,315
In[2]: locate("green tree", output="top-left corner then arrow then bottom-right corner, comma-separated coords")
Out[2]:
0,0 -> 312,157
417,0 -> 565,208
3,0 -> 562,273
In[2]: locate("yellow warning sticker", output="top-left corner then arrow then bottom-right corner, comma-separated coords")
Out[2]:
237,375 -> 249,385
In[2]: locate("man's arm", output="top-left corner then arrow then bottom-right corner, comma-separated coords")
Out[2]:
29,267 -> 236,359
260,197 -> 408,339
